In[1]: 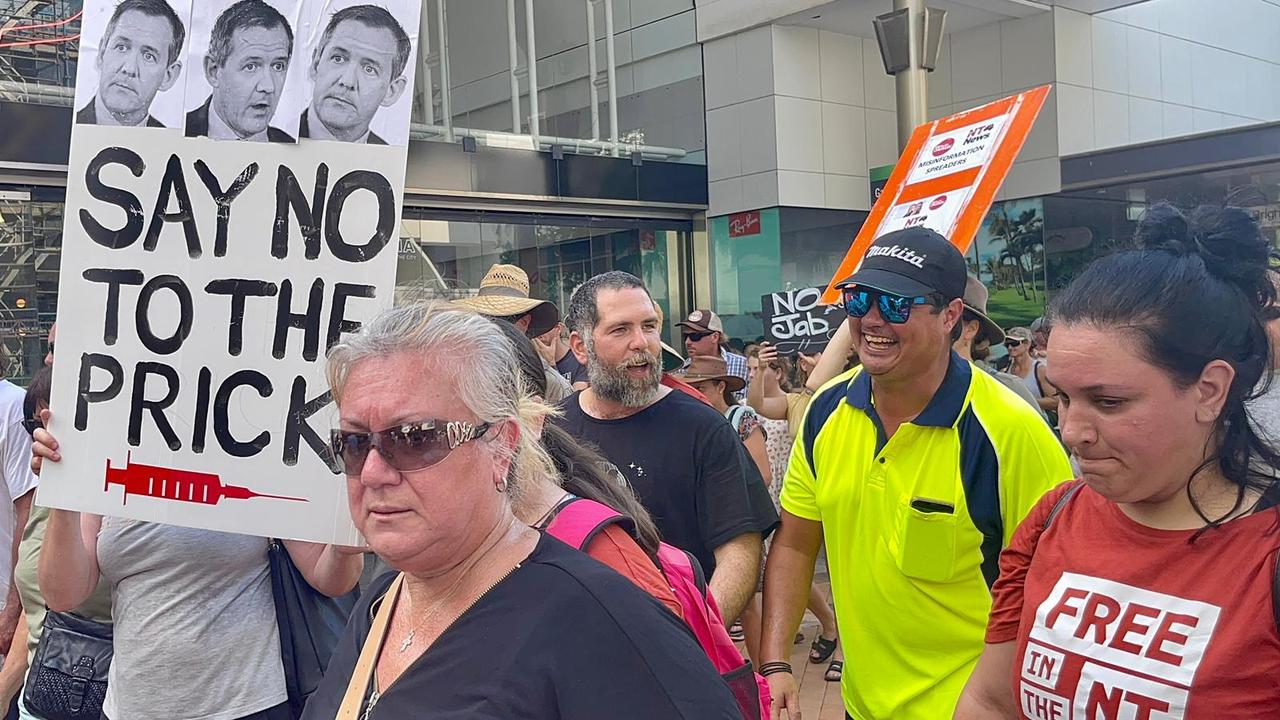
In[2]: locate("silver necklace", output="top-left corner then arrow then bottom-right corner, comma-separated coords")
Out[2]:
397,574 -> 467,653
398,561 -> 523,653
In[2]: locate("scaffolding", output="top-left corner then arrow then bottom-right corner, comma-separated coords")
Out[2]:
0,0 -> 80,99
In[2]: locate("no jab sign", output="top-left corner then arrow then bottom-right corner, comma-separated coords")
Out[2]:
761,287 -> 844,356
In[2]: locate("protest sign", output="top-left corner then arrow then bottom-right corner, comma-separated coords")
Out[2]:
40,0 -> 421,545
761,287 -> 844,356
821,85 -> 1051,304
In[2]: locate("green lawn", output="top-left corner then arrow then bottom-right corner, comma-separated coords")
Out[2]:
984,284 -> 1046,329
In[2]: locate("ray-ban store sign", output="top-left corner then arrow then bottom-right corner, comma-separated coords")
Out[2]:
729,210 -> 762,237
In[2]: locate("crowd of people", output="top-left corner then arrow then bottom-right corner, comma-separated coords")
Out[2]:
1,200 -> 1277,719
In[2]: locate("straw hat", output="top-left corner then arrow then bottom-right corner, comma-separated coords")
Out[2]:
451,264 -> 560,337
652,303 -> 685,370
675,355 -> 746,393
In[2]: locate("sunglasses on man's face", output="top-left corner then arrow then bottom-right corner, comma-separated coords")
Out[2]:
329,419 -> 490,476
841,287 -> 937,324
683,331 -> 714,342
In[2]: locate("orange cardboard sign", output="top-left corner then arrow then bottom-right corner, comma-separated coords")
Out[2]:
821,84 -> 1052,304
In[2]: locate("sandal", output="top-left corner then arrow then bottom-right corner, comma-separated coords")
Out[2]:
808,634 -> 837,664
824,659 -> 843,682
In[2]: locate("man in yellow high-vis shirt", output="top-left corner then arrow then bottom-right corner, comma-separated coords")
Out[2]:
759,228 -> 1072,720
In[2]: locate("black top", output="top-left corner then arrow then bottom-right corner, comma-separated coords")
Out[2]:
297,109 -> 388,145
555,349 -> 589,385
76,97 -> 164,127
555,390 -> 778,576
300,535 -> 741,720
185,98 -> 296,143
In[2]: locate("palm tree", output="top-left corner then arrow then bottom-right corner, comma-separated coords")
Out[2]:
983,257 -> 1003,288
1010,208 -> 1045,303
1003,206 -> 1044,301
998,245 -> 1028,300
988,208 -> 1029,300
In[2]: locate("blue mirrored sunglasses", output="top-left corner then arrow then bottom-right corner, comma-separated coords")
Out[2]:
841,287 -> 936,324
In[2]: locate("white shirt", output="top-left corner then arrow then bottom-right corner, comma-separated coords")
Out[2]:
94,94 -> 147,127
0,380 -> 37,601
207,98 -> 269,142
305,106 -> 370,143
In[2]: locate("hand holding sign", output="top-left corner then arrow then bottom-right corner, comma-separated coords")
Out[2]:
821,85 -> 1051,304
756,342 -> 780,366
30,409 -> 57,475
797,351 -> 821,375
43,0 -> 424,546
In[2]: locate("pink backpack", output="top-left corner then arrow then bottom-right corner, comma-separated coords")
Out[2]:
547,498 -> 770,720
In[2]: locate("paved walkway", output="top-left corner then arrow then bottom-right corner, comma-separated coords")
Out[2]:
741,571 -> 847,719
785,613 -> 848,719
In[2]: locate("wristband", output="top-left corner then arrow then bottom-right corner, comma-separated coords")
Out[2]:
758,662 -> 793,677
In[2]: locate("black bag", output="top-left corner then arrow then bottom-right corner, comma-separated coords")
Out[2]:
267,539 -> 359,719
23,611 -> 112,720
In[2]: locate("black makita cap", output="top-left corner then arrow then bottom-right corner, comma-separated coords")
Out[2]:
834,227 -> 967,301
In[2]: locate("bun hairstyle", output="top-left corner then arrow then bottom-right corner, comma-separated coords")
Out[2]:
1050,202 -> 1280,531
1133,203 -> 1277,306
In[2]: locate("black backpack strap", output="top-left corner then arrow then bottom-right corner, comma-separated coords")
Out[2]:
683,549 -> 709,597
1033,359 -> 1050,398
1043,480 -> 1085,531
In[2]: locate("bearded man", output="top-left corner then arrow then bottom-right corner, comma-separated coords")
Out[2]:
552,271 -> 777,621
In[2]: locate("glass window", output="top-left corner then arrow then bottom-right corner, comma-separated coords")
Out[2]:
708,209 -> 781,343
1039,161 -> 1280,304
398,210 -> 691,344
708,207 -> 870,344
779,207 -> 869,291
0,186 -> 63,382
1041,194 -> 1134,304
421,1 -> 704,164
967,198 -> 1048,330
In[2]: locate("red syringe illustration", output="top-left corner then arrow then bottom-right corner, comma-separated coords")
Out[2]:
105,453 -> 308,506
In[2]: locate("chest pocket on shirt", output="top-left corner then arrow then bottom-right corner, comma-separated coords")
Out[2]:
895,498 -> 960,582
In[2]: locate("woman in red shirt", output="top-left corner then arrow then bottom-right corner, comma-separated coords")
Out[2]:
955,203 -> 1280,719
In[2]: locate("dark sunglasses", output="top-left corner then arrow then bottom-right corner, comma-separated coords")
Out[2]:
20,417 -> 41,436
683,331 -> 714,342
329,420 -> 490,476
841,287 -> 938,324
1004,338 -> 1026,348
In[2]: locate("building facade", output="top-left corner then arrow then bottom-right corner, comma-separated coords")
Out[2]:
0,0 -> 709,382
3,0 -> 1279,379
699,0 -> 1280,339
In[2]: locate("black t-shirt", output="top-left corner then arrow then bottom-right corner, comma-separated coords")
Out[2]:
556,349 -> 589,385
554,390 -> 779,577
301,535 -> 741,720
